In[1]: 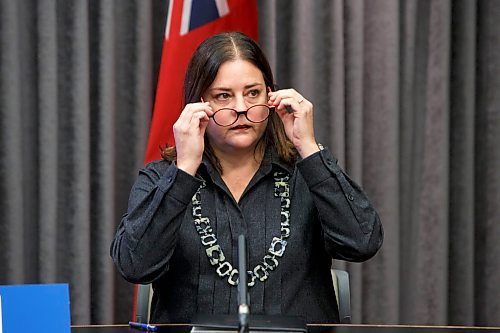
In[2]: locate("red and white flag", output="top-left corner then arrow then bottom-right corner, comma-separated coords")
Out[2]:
144,0 -> 259,163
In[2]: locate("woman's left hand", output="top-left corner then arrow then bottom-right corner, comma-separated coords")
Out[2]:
268,89 -> 319,158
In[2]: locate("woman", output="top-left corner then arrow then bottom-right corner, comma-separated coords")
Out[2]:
111,32 -> 383,323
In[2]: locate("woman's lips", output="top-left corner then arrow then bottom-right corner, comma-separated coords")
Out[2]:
230,125 -> 251,130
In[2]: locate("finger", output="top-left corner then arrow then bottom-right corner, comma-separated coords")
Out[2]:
269,94 -> 284,108
185,112 -> 209,133
269,91 -> 305,109
179,104 -> 211,124
175,104 -> 211,134
268,88 -> 297,99
184,102 -> 212,115
204,105 -> 214,117
198,103 -> 213,117
192,111 -> 210,122
274,106 -> 290,120
275,97 -> 301,114
199,115 -> 210,134
269,88 -> 294,96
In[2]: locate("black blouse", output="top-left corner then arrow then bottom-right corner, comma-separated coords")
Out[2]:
111,147 -> 383,323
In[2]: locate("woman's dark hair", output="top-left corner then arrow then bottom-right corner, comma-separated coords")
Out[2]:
161,32 -> 296,171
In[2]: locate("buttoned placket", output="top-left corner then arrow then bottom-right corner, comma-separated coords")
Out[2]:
194,156 -> 291,316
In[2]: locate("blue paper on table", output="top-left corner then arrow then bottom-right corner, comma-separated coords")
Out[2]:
0,283 -> 70,333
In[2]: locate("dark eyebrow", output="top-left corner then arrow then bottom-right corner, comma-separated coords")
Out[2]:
209,82 -> 264,92
209,87 -> 232,92
244,82 -> 264,89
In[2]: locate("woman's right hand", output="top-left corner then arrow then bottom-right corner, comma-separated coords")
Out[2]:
173,102 -> 213,175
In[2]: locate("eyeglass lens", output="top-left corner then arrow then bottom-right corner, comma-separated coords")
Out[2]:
212,105 -> 271,127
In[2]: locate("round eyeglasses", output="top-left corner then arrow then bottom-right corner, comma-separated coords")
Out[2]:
210,104 -> 274,127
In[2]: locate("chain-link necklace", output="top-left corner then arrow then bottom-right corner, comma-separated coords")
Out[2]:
191,171 -> 291,287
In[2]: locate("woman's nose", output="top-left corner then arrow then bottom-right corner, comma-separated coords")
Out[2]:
233,95 -> 248,111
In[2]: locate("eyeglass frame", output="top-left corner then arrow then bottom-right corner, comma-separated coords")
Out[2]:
209,104 -> 275,127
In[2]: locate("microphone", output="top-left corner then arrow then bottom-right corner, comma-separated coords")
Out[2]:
238,234 -> 249,333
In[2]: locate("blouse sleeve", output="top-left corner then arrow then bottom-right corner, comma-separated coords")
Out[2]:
296,148 -> 384,262
110,161 -> 203,283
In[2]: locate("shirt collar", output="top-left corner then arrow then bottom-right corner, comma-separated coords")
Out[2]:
261,145 -> 294,175
198,145 -> 294,182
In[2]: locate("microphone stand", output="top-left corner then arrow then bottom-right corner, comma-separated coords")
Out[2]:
238,235 -> 250,333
